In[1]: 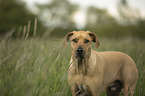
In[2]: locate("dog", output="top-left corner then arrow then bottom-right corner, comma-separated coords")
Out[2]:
63,31 -> 138,96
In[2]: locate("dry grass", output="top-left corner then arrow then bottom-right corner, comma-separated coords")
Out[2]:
0,36 -> 144,96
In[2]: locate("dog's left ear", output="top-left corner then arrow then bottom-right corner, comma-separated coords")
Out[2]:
88,32 -> 100,48
63,32 -> 74,47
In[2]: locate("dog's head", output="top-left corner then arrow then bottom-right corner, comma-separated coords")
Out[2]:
64,31 -> 99,59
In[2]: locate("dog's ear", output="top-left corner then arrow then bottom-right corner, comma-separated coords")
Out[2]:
88,32 -> 100,48
63,32 -> 74,47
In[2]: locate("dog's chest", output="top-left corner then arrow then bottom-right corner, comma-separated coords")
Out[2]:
71,73 -> 94,85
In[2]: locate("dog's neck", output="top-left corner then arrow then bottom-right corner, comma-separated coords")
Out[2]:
74,57 -> 86,75
72,48 -> 92,75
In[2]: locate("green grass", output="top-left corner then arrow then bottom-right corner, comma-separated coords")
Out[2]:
0,37 -> 145,96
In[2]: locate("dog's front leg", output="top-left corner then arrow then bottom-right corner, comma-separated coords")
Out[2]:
70,83 -> 78,96
88,78 -> 103,96
89,85 -> 101,96
68,75 -> 79,96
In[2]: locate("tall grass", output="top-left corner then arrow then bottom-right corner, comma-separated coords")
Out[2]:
0,36 -> 145,96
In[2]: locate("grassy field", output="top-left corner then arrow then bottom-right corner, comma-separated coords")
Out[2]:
0,37 -> 145,96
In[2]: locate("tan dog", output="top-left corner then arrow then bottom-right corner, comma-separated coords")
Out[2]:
64,31 -> 138,96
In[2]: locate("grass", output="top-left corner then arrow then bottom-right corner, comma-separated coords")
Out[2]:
0,37 -> 145,96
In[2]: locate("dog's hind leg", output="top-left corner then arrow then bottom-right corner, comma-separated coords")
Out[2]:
129,76 -> 138,96
124,83 -> 129,96
129,84 -> 136,96
129,89 -> 134,96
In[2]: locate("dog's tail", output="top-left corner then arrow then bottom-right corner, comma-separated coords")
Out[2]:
106,80 -> 123,96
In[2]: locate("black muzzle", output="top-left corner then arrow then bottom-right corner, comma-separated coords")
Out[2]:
75,47 -> 85,59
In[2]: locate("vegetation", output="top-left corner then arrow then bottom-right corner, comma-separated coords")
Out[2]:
0,0 -> 45,36
0,36 -> 145,96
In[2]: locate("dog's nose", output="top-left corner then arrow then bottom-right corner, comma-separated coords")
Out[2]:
77,47 -> 84,53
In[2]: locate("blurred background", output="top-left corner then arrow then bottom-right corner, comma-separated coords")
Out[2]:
0,0 -> 145,96
0,0 -> 145,38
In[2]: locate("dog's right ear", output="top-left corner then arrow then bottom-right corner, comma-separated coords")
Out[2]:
63,32 -> 74,47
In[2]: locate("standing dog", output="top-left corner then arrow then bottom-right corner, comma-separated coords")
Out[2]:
64,31 -> 138,96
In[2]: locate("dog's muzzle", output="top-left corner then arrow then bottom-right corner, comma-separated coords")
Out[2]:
75,47 -> 85,59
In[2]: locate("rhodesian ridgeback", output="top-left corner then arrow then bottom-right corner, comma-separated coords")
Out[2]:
64,31 -> 138,96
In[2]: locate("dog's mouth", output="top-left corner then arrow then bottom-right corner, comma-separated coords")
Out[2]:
75,52 -> 85,59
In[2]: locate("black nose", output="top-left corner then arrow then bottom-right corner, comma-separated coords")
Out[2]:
77,47 -> 84,53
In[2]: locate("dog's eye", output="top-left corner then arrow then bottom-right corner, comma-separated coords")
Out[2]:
72,39 -> 77,43
84,39 -> 90,43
